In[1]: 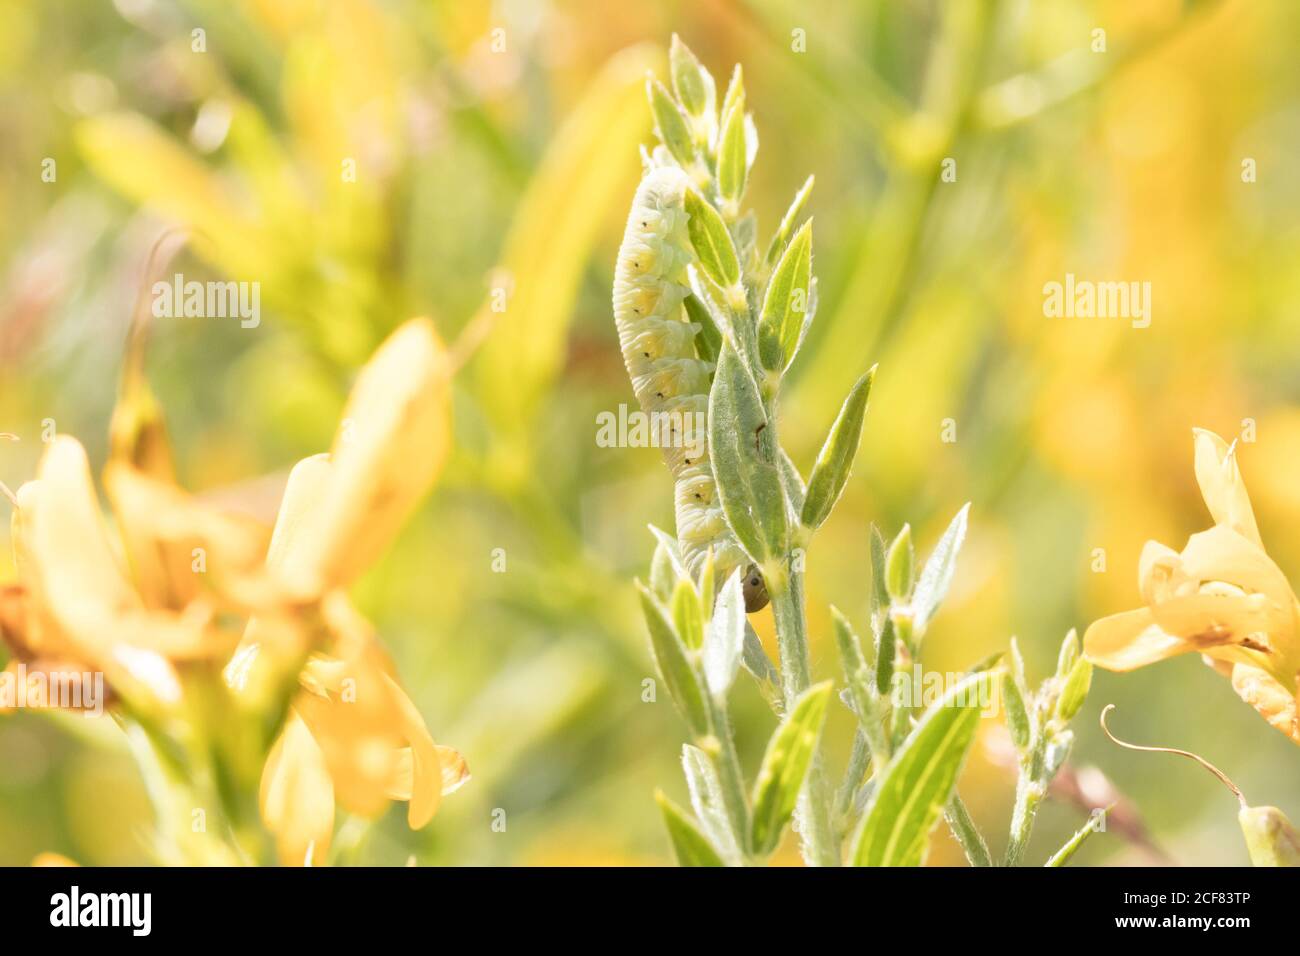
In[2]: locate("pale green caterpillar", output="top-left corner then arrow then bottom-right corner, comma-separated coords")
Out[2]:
612,166 -> 768,611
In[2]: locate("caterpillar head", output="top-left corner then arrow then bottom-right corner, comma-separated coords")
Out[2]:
742,565 -> 769,613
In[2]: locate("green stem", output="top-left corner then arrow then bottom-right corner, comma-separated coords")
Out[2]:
770,573 -> 839,866
834,730 -> 871,841
704,695 -> 754,865
1003,744 -> 1047,867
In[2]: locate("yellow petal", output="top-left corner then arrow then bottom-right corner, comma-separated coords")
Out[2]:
384,674 -> 443,828
226,455 -> 335,702
285,318 -> 451,597
1083,607 -> 1192,671
104,461 -> 274,611
22,440 -> 195,705
1192,428 -> 1262,547
293,618 -> 406,818
261,712 -> 335,866
1229,664 -> 1300,746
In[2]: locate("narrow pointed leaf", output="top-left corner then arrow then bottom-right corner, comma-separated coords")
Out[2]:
684,188 -> 740,289
765,175 -> 815,266
671,578 -> 705,651
801,367 -> 875,530
757,220 -> 813,372
717,98 -> 748,208
703,571 -> 745,697
708,343 -> 788,566
638,583 -> 709,738
912,503 -> 970,629
669,34 -> 715,124
1055,657 -> 1093,722
750,682 -> 833,855
683,293 -> 722,365
1045,807 -> 1110,867
740,622 -> 783,714
682,745 -> 741,863
850,671 -> 995,867
647,78 -> 697,170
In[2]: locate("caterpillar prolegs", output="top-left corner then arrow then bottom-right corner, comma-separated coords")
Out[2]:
613,166 -> 769,612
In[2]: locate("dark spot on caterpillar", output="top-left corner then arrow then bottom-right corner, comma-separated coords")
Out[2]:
742,565 -> 769,613
754,422 -> 766,454
655,392 -> 663,399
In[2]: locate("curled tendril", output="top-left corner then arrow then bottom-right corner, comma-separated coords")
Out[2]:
1099,704 -> 1245,808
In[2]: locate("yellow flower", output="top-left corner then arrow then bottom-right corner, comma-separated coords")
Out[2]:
225,317 -> 469,865
1084,429 -> 1300,744
0,313 -> 468,865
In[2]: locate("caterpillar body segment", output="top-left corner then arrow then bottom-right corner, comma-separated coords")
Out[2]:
614,166 -> 763,607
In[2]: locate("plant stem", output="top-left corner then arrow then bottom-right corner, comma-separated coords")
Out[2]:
770,572 -> 839,866
1003,748 -> 1047,866
705,695 -> 754,864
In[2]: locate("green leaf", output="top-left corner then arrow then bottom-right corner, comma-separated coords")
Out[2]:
1054,657 -> 1092,723
682,293 -> 722,365
849,671 -> 995,867
647,77 -> 697,170
874,614 -> 897,695
717,94 -> 748,210
1001,671 -> 1031,751
682,744 -> 741,863
777,448 -> 807,521
765,175 -> 815,267
831,605 -> 868,675
672,578 -> 705,651
720,64 -> 744,122
647,524 -> 690,587
740,622 -> 783,714
757,220 -> 813,372
684,188 -> 741,290
869,524 -> 889,612
648,535 -> 678,603
638,583 -> 709,738
750,682 -> 833,855
698,549 -> 717,614
945,792 -> 994,867
885,524 -> 914,602
800,367 -> 875,531
1045,808 -> 1110,867
707,342 -> 789,566
1055,628 -> 1080,680
1240,805 -> 1300,867
668,34 -> 716,128
657,790 -> 725,866
911,503 -> 969,629
703,570 -> 745,698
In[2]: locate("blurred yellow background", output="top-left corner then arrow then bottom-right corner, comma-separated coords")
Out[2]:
1,0 -> 1298,865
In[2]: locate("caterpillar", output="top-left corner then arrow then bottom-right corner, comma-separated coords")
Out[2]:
613,166 -> 769,612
